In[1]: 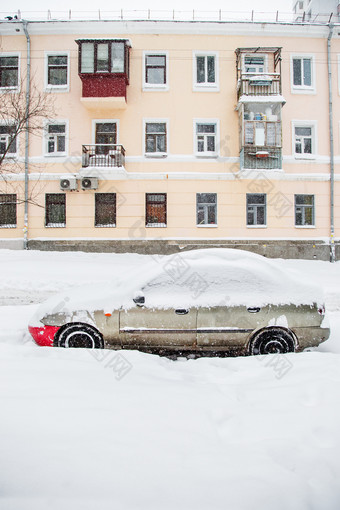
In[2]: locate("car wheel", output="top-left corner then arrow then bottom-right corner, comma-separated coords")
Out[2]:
55,323 -> 104,349
248,327 -> 295,355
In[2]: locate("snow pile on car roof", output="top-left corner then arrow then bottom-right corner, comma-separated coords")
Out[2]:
140,248 -> 322,309
30,249 -> 323,324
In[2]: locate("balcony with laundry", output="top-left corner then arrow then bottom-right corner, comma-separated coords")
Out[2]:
236,47 -> 285,170
238,102 -> 283,170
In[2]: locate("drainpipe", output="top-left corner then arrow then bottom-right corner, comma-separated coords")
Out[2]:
327,23 -> 335,262
22,20 -> 30,250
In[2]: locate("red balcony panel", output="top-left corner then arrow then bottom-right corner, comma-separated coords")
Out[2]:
80,74 -> 128,99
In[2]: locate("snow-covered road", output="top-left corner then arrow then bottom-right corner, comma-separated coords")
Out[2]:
0,250 -> 340,510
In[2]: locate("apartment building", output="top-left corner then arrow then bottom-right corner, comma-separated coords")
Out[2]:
0,13 -> 339,259
293,0 -> 340,21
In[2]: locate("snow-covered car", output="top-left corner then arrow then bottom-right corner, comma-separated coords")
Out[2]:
28,248 -> 330,356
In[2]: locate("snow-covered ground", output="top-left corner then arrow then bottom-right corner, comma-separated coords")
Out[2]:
0,249 -> 340,510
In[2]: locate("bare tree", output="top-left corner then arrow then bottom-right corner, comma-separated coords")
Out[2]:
0,76 -> 55,203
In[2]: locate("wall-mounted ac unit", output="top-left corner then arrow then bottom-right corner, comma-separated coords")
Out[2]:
81,177 -> 98,190
60,177 -> 77,191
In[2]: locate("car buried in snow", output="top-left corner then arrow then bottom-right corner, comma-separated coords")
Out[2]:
28,249 -> 330,356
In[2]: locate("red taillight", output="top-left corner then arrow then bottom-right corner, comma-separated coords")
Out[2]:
28,325 -> 60,347
318,305 -> 325,316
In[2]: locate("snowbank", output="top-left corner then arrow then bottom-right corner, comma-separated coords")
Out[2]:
0,248 -> 340,509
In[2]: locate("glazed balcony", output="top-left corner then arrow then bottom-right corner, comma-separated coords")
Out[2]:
82,144 -> 125,168
76,39 -> 130,110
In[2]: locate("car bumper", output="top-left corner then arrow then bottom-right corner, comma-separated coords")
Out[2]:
28,325 -> 60,347
294,326 -> 330,351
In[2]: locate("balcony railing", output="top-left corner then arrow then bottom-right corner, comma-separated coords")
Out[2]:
82,144 -> 125,168
240,146 -> 282,170
237,73 -> 281,99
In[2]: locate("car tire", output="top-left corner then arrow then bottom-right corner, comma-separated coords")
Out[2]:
248,327 -> 295,355
55,323 -> 104,349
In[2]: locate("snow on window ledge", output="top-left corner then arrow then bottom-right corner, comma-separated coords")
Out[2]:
294,153 -> 316,160
95,224 -> 116,228
145,223 -> 167,228
144,153 -> 168,158
0,224 -> 16,228
195,153 -> 218,159
45,223 -> 66,228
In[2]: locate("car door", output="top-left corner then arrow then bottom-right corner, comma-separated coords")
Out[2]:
120,306 -> 197,348
119,275 -> 197,348
197,305 -> 268,349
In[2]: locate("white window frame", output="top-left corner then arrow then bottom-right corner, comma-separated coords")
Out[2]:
0,122 -> 18,159
246,193 -> 267,228
143,51 -> 169,91
0,52 -> 20,91
196,193 -> 217,227
193,51 -> 219,91
294,194 -> 315,228
290,54 -> 316,94
91,119 -> 120,145
242,53 -> 268,75
292,120 -> 317,160
44,51 -> 70,92
43,120 -> 68,157
193,118 -> 219,158
143,118 -> 169,158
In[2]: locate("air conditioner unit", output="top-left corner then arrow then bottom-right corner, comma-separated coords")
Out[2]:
81,177 -> 98,190
60,177 -> 77,191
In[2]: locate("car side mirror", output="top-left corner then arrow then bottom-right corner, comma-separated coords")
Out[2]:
133,294 -> 145,306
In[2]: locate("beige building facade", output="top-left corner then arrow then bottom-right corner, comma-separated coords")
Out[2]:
0,16 -> 339,259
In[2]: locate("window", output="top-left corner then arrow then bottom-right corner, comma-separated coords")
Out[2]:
0,194 -> 16,228
79,40 -> 127,74
291,55 -> 315,92
247,194 -> 266,226
0,56 -> 19,88
45,194 -> 66,227
195,122 -> 217,156
196,193 -> 217,226
295,195 -> 315,226
293,123 -> 316,157
244,55 -> 265,74
145,122 -> 167,155
146,193 -> 167,227
0,125 -> 17,156
144,53 -> 168,89
193,52 -> 218,90
46,53 -> 68,88
95,121 -> 117,155
45,123 -> 66,155
95,193 -> 116,227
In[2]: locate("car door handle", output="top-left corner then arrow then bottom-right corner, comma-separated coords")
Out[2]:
247,307 -> 261,313
175,309 -> 189,315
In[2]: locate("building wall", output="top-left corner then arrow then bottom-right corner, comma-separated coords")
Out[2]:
0,19 -> 339,258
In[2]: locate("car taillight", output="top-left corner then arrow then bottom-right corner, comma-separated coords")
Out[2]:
318,305 -> 325,316
28,325 -> 60,347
